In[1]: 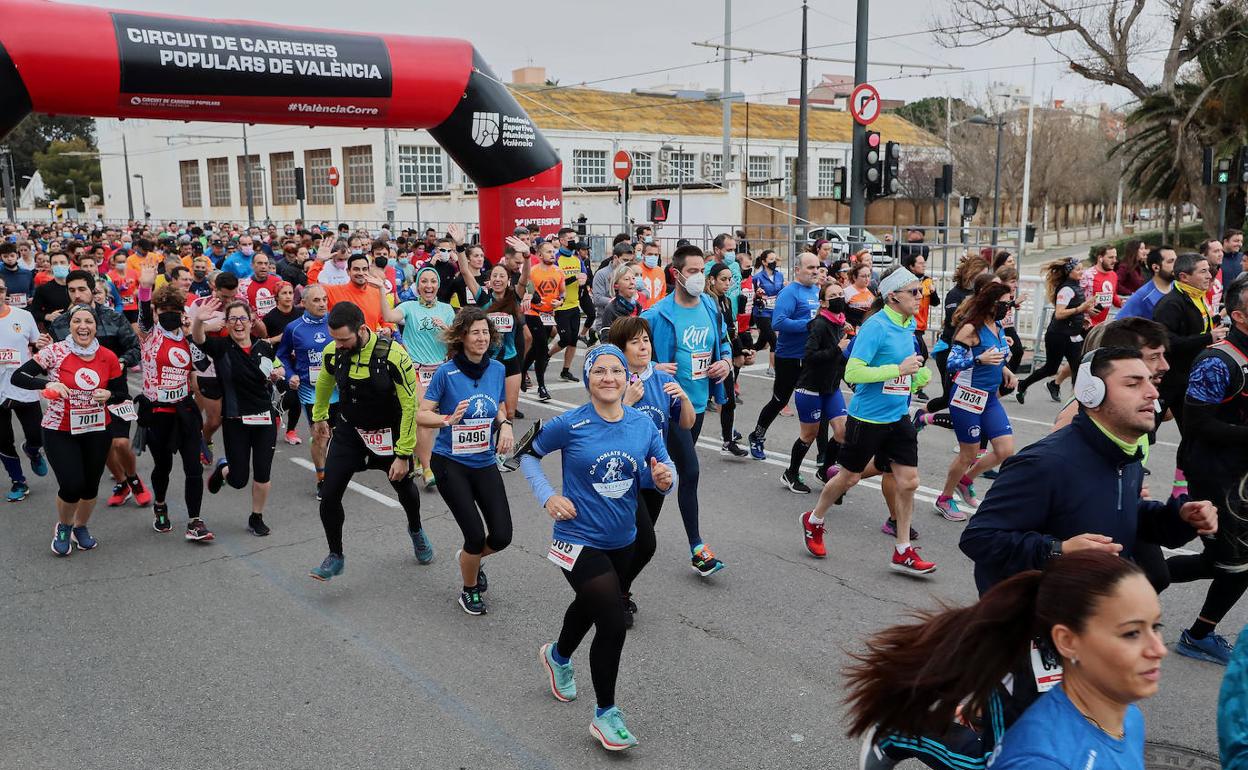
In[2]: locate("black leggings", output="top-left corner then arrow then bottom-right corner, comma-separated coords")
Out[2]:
429,453 -> 512,555
1019,328 -> 1082,393
665,416 -> 702,548
319,424 -> 422,555
556,542 -> 635,709
1138,539 -> 1248,628
621,487 -> 665,594
281,390 -> 301,432
719,368 -> 738,443
221,417 -> 277,487
1004,325 -> 1024,374
0,399 -> 42,456
147,405 -> 204,520
44,428 -> 110,503
522,316 -> 552,388
753,316 -> 775,352
925,346 -> 953,413
753,356 -> 801,438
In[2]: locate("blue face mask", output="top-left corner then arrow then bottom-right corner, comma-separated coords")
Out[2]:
634,275 -> 646,291
723,252 -> 737,265
52,265 -> 69,280
643,253 -> 659,269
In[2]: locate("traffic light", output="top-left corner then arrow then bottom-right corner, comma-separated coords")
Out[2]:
294,167 -> 306,201
860,129 -> 883,199
882,141 -> 901,197
935,163 -> 953,198
962,196 -> 980,218
1217,157 -> 1232,185
647,198 -> 671,223
1239,146 -> 1248,184
832,165 -> 848,203
1203,147 -> 1214,186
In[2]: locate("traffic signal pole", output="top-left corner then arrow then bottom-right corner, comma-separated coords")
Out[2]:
849,0 -> 868,251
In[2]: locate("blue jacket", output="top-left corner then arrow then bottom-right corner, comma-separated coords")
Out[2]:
641,292 -> 731,405
221,250 -> 255,280
275,312 -> 337,405
1221,624 -> 1248,769
772,281 -> 820,359
753,267 -> 785,318
959,411 -> 1196,595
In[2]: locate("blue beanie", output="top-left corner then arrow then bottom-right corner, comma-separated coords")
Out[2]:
582,344 -> 628,390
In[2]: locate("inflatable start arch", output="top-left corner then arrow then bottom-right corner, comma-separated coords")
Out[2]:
0,0 -> 563,255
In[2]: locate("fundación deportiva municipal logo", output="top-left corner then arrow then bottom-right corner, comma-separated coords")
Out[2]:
471,111 -> 500,148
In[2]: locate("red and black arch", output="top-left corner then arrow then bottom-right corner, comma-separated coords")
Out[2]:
0,0 -> 563,256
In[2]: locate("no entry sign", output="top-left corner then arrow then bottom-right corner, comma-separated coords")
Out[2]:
613,150 -> 632,181
328,166 -> 340,186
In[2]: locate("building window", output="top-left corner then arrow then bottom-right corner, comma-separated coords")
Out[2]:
784,157 -> 800,198
572,149 -> 608,186
670,152 -> 696,183
178,160 -> 202,208
398,145 -> 445,194
304,149 -> 334,205
706,153 -> 737,181
270,152 -> 296,206
747,154 -> 773,195
816,157 -> 844,198
206,157 -> 230,207
342,145 -> 374,204
632,152 -> 653,185
236,155 -> 265,207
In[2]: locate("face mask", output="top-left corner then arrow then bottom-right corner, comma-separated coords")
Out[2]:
680,271 -> 705,297
374,256 -> 388,268
240,246 -> 253,256
398,256 -> 410,266
723,253 -> 736,265
994,301 -> 1011,321
194,269 -> 207,280
158,311 -> 183,331
634,275 -> 646,291
51,265 -> 69,280
767,260 -> 777,269
643,236 -> 654,244
643,253 -> 659,269
351,249 -> 364,257
826,297 -> 847,314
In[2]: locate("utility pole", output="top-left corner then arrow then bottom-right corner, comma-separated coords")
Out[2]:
121,129 -> 135,221
848,0 -> 869,249
795,0 -> 810,249
721,0 -> 732,183
1018,58 -> 1036,260
383,128 -> 396,227
241,123 -> 255,228
0,145 -> 15,222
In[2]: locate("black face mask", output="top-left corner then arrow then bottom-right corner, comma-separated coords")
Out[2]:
194,270 -> 207,280
374,256 -> 388,268
158,311 -> 183,331
994,301 -> 1011,321
826,297 -> 847,314
766,261 -> 777,269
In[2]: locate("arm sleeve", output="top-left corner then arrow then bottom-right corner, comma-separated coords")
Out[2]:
137,295 -> 154,334
11,358 -> 49,391
843,358 -> 901,384
947,342 -> 976,374
959,452 -> 1057,578
520,454 -> 557,509
1135,496 -> 1198,549
389,346 -> 420,458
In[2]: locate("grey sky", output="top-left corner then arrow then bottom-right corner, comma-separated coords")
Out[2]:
68,0 -> 1166,110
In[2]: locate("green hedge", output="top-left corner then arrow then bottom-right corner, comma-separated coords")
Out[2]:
1086,223 -> 1210,259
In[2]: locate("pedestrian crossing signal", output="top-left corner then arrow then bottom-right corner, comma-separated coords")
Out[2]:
648,198 -> 670,223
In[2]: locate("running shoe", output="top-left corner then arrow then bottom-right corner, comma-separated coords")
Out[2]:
560,369 -> 579,383
955,478 -> 980,508
247,513 -> 270,537
131,478 -> 152,507
881,519 -> 919,540
623,594 -> 637,629
935,496 -> 968,522
913,389 -> 930,404
538,386 -> 552,402
207,459 -> 228,494
816,465 -> 840,484
747,430 -> 766,461
107,482 -> 132,507
911,409 -> 927,433
153,503 -> 172,533
590,706 -> 638,751
458,586 -> 486,615
284,430 -> 302,446
310,553 -> 345,582
70,526 -> 98,551
800,510 -> 827,558
539,642 -> 577,702
408,527 -> 435,565
859,726 -> 900,770
1176,629 -> 1233,665
423,469 -> 436,491
24,446 -> 47,477
720,439 -> 748,458
51,523 -> 72,557
766,367 -> 775,377
7,481 -> 28,502
732,429 -> 743,442
521,374 -> 531,392
455,549 -> 488,591
1014,389 -> 1026,405
782,470 -> 811,494
982,468 -> 1000,480
199,438 -> 214,466
316,480 -> 324,501
514,410 -> 525,420
890,545 -> 936,576
691,544 -> 725,577
1046,381 -> 1061,403
185,518 -> 214,542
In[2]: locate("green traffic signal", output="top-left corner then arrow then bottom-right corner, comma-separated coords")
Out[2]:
1218,171 -> 1231,184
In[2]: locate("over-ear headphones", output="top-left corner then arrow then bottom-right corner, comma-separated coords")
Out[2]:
1074,349 -> 1106,408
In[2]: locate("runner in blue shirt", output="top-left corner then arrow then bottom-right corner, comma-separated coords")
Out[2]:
417,307 -> 514,617
640,244 -> 730,577
800,266 -> 937,575
1117,246 -> 1176,320
521,344 -> 674,753
275,283 -> 337,499
751,249 -> 785,371
929,281 -> 1018,522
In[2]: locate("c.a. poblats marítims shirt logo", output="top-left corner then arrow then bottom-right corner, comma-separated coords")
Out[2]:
589,451 -> 638,499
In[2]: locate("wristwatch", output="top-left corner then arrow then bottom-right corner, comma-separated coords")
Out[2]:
1048,538 -> 1063,559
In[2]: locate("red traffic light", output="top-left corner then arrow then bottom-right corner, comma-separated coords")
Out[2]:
867,132 -> 881,148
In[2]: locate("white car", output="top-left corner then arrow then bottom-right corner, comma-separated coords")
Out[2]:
806,226 -> 892,267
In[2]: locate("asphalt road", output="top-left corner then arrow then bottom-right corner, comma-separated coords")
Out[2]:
0,355 -> 1235,769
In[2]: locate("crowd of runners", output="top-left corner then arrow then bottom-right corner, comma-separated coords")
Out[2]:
3,217 -> 1247,766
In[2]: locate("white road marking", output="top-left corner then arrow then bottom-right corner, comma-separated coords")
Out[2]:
289,457 -> 399,508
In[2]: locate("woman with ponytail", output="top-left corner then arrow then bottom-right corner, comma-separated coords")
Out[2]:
851,551 -> 1166,770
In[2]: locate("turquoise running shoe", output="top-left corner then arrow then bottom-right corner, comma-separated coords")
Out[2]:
310,553 -> 345,582
539,643 -> 576,702
590,706 -> 637,751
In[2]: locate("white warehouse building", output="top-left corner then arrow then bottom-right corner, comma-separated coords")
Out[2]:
96,69 -> 940,236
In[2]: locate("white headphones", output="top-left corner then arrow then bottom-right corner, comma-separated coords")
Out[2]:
1074,349 -> 1107,408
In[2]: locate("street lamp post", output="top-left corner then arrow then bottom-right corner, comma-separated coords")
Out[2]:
967,114 -> 1005,249
132,173 -> 148,220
